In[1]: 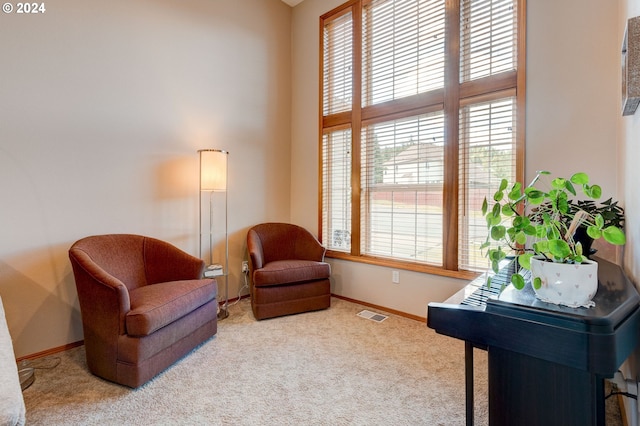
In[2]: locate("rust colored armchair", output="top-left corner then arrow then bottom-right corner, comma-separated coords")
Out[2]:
69,234 -> 218,388
247,223 -> 331,320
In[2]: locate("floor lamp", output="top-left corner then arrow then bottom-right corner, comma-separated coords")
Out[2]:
198,149 -> 229,320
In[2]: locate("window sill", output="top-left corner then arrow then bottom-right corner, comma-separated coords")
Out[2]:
325,251 -> 480,281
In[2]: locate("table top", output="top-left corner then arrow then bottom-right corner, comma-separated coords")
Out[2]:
488,257 -> 640,333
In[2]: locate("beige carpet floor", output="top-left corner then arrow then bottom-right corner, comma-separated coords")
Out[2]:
22,297 -> 622,425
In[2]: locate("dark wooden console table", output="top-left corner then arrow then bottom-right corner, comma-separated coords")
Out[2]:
427,258 -> 640,426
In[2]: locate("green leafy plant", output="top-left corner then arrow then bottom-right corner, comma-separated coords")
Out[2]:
567,198 -> 625,229
480,171 -> 626,290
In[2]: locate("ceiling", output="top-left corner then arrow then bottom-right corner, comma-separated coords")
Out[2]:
281,0 -> 304,6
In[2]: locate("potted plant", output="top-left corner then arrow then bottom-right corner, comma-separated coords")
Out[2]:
480,171 -> 626,307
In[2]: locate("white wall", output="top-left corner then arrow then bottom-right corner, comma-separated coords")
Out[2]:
0,0 -> 293,358
291,0 -> 624,318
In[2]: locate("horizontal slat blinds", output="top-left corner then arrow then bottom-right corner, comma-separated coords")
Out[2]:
324,10 -> 353,116
322,129 -> 353,252
361,112 -> 444,265
362,0 -> 445,107
460,0 -> 517,82
458,97 -> 516,271
320,0 -> 523,275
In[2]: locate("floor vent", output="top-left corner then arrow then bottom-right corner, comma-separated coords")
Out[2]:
357,310 -> 388,323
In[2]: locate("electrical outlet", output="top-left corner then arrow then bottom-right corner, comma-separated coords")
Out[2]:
242,261 -> 249,273
392,270 -> 399,283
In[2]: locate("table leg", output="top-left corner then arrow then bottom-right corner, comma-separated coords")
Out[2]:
465,341 -> 474,426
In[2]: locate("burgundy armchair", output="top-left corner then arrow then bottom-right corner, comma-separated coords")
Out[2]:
69,234 -> 218,388
247,223 -> 331,320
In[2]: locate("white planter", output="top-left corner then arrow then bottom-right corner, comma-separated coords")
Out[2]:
529,257 -> 598,308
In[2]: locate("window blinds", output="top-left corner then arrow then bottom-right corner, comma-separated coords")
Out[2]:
362,0 -> 445,106
321,0 -> 522,274
361,112 -> 445,265
458,97 -> 516,271
323,10 -> 353,116
460,0 -> 517,82
322,129 -> 353,252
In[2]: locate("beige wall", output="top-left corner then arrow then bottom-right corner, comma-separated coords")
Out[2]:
0,0 -> 292,358
291,0 -> 625,318
527,0 -> 622,263
527,0 -> 620,194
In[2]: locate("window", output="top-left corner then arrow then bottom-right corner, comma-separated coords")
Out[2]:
321,0 -> 525,276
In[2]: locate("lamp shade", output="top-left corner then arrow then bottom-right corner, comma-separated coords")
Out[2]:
199,149 -> 228,191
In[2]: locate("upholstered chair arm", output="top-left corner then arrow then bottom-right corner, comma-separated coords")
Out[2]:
294,229 -> 327,262
69,248 -> 131,337
247,229 -> 265,270
143,237 -> 206,284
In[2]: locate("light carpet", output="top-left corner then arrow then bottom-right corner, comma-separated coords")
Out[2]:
22,297 -> 622,425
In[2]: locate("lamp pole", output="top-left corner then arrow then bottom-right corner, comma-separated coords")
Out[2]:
198,149 -> 229,320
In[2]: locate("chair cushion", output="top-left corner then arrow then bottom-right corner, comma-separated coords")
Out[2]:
126,279 -> 217,337
253,260 -> 330,287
